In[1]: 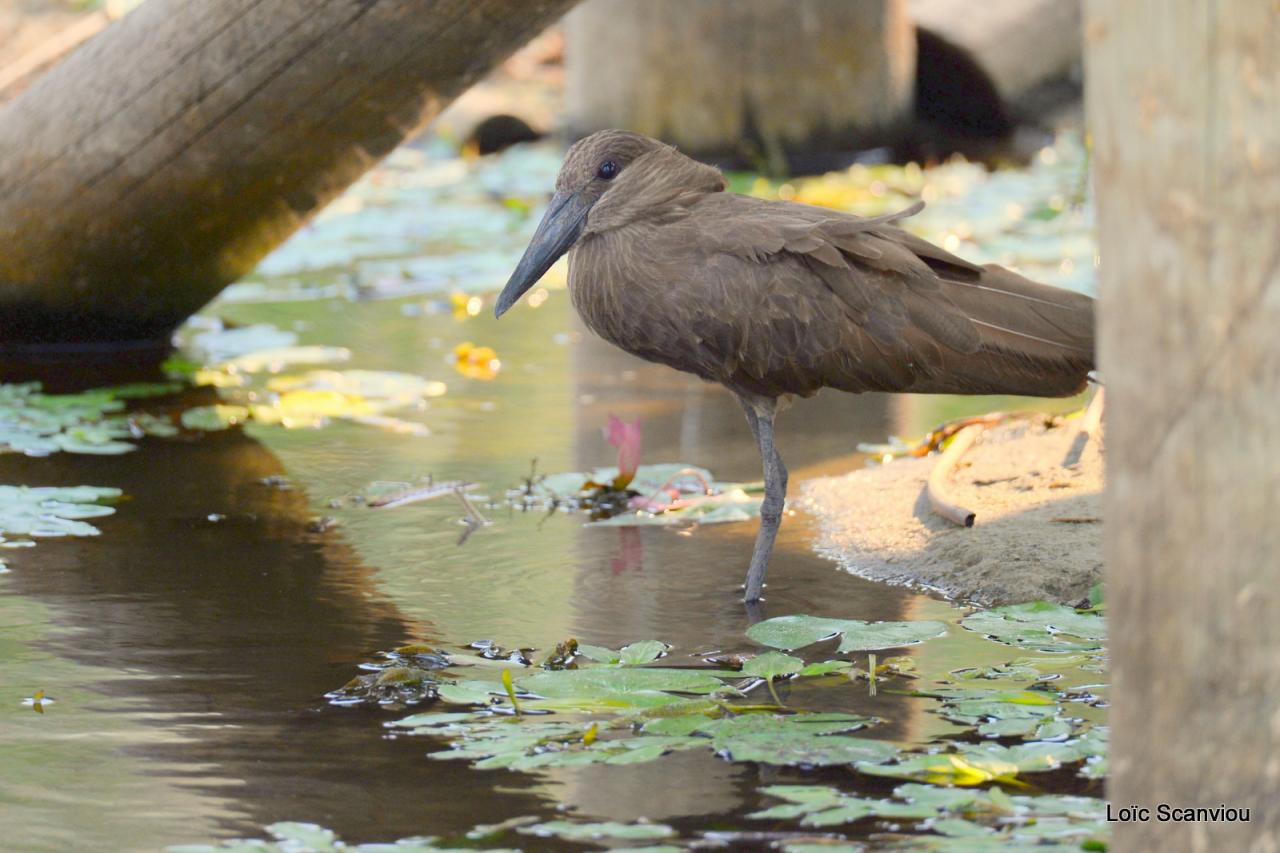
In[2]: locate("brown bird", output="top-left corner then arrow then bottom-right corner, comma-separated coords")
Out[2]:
496,130 -> 1094,603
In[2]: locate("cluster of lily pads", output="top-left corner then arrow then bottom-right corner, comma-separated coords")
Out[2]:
304,603 -> 1109,850
174,323 -> 448,434
0,381 -> 182,457
0,485 -> 124,575
506,462 -> 764,527
381,607 -> 1104,780
750,783 -> 1107,851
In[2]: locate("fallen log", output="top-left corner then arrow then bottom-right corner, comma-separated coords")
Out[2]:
926,423 -> 984,527
0,0 -> 577,349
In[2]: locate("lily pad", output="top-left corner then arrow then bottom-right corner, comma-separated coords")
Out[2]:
181,405 -> 251,431
575,643 -> 623,664
529,463 -> 763,527
516,820 -> 674,842
220,346 -> 352,374
0,383 -> 143,456
187,324 -> 299,363
859,739 -> 1085,786
664,714 -> 894,767
747,615 -> 948,653
0,486 -> 121,538
519,666 -> 729,696
104,382 -> 185,399
743,652 -> 804,681
413,716 -> 704,770
716,728 -> 896,767
752,781 -> 1107,848
618,640 -> 670,665
961,602 -> 1105,652
798,660 -> 854,677
167,819 -> 519,852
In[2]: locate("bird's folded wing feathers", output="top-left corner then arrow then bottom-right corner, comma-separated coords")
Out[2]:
673,193 -> 1094,397
700,195 -> 1091,353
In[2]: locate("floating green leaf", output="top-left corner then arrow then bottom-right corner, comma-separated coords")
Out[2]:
575,643 -> 622,664
516,820 -> 674,842
618,640 -> 669,665
961,602 -> 1105,652
167,818 -> 520,852
0,486 -> 121,538
747,615 -> 948,652
743,652 -> 804,681
104,382 -> 185,399
701,714 -> 892,767
529,463 -> 763,527
517,667 -> 729,699
859,739 -> 1086,786
436,681 -> 504,706
0,383 -> 139,456
753,781 -> 1107,848
798,660 -> 853,677
181,405 -> 251,431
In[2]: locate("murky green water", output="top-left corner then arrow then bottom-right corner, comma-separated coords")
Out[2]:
0,139 -> 1103,852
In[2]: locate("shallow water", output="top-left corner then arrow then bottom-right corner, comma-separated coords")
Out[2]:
0,139 -> 1102,852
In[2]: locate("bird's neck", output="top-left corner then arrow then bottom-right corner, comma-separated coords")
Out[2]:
583,148 -> 725,236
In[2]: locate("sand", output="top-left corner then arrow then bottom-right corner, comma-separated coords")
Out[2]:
799,418 -> 1102,606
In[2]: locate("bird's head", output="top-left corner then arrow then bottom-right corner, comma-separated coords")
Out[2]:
494,129 -> 720,318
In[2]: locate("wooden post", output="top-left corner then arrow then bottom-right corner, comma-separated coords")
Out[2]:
564,0 -> 915,169
1086,1 -> 1280,847
0,0 -> 577,347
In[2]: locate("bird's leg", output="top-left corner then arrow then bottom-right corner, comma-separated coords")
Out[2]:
739,398 -> 787,603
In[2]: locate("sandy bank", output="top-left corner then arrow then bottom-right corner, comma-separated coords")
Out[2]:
800,417 -> 1102,605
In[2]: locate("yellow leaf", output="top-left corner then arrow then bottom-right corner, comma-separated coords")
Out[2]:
452,342 -> 502,381
924,754 -> 1020,787
501,669 -> 522,717
450,292 -> 483,320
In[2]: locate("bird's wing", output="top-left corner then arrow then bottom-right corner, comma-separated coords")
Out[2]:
658,193 -> 1094,398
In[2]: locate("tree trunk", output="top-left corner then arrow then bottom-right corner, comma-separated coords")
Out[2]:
564,0 -> 915,171
0,0 -> 577,348
1087,1 -> 1280,848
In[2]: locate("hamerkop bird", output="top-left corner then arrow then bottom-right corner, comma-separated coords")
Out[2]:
496,130 -> 1094,603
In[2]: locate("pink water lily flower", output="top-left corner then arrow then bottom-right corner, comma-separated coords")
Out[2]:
606,415 -> 642,490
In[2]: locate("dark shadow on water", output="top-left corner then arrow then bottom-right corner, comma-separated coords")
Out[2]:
0,423 -> 553,844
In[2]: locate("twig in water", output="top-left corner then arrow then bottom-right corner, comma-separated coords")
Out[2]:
454,486 -> 490,546
454,486 -> 489,524
367,480 -> 474,509
927,424 -> 984,527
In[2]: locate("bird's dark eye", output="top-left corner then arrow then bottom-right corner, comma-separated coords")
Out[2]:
597,160 -> 620,180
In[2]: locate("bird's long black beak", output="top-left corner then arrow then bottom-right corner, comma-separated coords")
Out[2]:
495,190 -> 591,318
